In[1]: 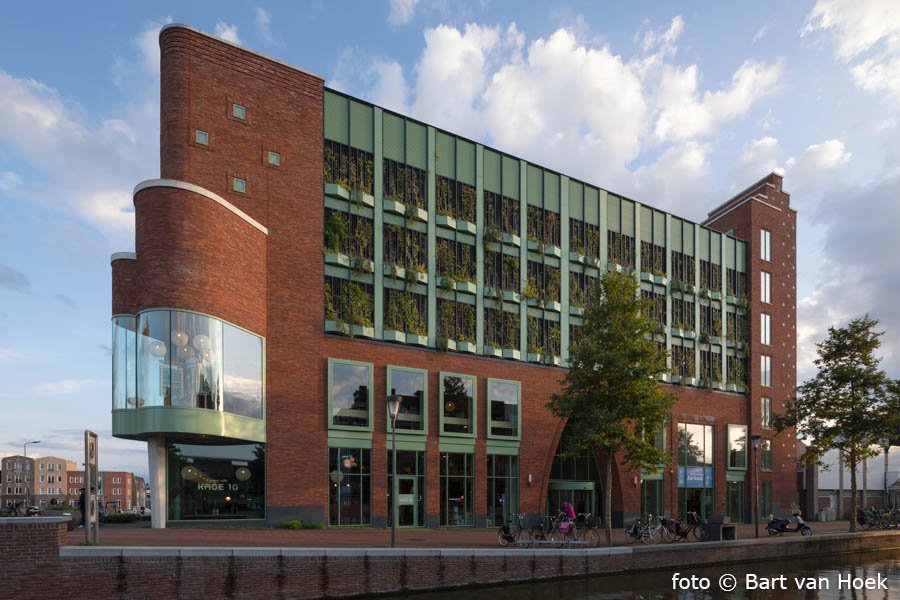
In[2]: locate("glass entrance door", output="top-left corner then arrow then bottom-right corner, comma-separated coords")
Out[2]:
547,482 -> 596,519
397,476 -> 417,527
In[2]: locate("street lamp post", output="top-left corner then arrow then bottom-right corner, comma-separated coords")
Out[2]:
751,434 -> 762,539
23,440 -> 40,508
387,395 -> 403,548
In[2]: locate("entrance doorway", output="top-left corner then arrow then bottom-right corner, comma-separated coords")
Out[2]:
727,480 -> 745,523
548,482 -> 595,517
396,476 -> 417,527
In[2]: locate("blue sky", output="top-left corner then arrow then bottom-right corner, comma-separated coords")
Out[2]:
2,1 -> 899,478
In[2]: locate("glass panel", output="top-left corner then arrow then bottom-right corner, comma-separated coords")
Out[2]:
489,380 -> 519,437
332,362 -> 370,427
388,368 -> 425,431
329,447 -> 372,525
170,312 -> 223,410
137,311 -> 170,407
729,425 -> 747,469
166,442 -> 265,520
442,375 -> 473,434
112,316 -> 136,409
223,324 -> 263,418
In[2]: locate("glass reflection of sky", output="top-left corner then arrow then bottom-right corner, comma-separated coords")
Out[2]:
333,363 -> 369,409
490,380 -> 518,406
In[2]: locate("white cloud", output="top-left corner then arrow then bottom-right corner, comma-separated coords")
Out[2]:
753,24 -> 770,44
0,170 -> 21,191
0,21 -> 162,244
337,17 -> 783,214
0,348 -> 23,364
388,0 -> 420,26
32,378 -> 107,396
803,0 -> 900,100
785,139 -> 851,205
256,7 -> 279,46
727,136 -> 782,191
653,59 -> 784,142
214,21 -> 241,45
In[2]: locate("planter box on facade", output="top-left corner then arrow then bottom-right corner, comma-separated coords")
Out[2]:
570,306 -> 584,316
545,355 -> 562,367
457,341 -> 476,353
406,333 -> 428,346
455,280 -> 477,294
325,252 -> 350,268
503,348 -> 521,360
683,377 -> 699,386
325,320 -> 347,335
544,245 -> 562,258
383,329 -> 406,343
351,325 -> 375,338
502,232 -> 521,246
457,219 -> 477,235
436,214 -> 456,229
527,352 -> 543,363
502,290 -> 520,303
351,258 -> 374,273
383,198 -> 405,215
570,251 -> 586,264
543,300 -> 561,312
483,345 -> 502,357
383,264 -> 405,279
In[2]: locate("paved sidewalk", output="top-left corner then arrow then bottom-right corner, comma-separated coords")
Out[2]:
80,520 -> 866,548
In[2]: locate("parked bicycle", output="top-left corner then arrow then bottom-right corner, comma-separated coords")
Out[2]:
497,513 -> 527,546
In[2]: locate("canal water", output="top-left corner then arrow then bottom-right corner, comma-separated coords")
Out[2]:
383,551 -> 900,599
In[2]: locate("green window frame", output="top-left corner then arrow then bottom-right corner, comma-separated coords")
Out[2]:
232,177 -> 246,194
267,151 -> 281,167
232,103 -> 246,120
761,439 -> 772,471
728,424 -> 747,470
328,358 -> 374,432
386,365 -> 427,434
194,129 -> 209,146
487,378 -> 520,440
439,372 -> 476,438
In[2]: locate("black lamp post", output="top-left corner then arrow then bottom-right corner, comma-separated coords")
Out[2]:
387,394 -> 403,548
750,434 -> 762,538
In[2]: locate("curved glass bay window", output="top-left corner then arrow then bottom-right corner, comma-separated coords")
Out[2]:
167,442 -> 265,520
113,310 -> 264,419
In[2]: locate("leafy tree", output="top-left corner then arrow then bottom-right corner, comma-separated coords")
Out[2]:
777,315 -> 896,531
548,270 -> 676,546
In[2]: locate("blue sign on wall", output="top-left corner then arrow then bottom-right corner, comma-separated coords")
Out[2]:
678,466 -> 714,488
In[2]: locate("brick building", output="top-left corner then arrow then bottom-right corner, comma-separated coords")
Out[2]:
110,24 -> 797,529
1,456 -> 34,509
31,457 -> 72,508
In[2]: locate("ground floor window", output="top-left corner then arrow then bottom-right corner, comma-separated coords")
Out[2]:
727,479 -> 745,523
166,442 -> 265,520
329,447 -> 371,525
439,452 -> 473,526
761,480 -> 773,519
641,478 -> 663,521
387,450 -> 425,527
487,454 -> 518,526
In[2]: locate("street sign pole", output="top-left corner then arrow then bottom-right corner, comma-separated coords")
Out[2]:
84,430 -> 99,544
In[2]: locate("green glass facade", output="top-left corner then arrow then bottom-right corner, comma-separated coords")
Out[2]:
322,89 -> 749,392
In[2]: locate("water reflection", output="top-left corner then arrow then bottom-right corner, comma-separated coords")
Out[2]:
383,552 -> 899,600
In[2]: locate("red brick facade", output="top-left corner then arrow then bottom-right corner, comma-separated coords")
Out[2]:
114,25 -> 797,527
705,173 -> 798,515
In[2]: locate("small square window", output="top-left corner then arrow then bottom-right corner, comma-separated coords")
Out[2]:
233,177 -> 247,194
195,129 -> 209,146
232,103 -> 246,120
267,151 -> 281,167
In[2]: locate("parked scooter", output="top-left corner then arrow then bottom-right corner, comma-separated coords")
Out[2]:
767,509 -> 811,536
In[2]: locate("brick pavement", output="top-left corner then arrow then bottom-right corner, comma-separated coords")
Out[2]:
86,519 -> 860,548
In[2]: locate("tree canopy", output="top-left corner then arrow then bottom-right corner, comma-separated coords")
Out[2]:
777,315 -> 897,531
548,270 -> 676,545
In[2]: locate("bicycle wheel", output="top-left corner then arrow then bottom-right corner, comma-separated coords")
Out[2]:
661,523 -> 677,543
548,528 -> 568,547
517,527 -> 533,547
498,526 -> 511,547
641,527 -> 661,545
581,527 -> 601,547
698,524 -> 711,542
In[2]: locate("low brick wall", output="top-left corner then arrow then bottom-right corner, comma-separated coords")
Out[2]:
2,518 -> 899,599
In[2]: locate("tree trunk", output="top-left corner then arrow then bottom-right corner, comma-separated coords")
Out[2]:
605,453 -> 613,547
849,453 -> 857,533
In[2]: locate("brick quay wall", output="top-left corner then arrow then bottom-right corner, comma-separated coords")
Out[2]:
2,518 -> 899,599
